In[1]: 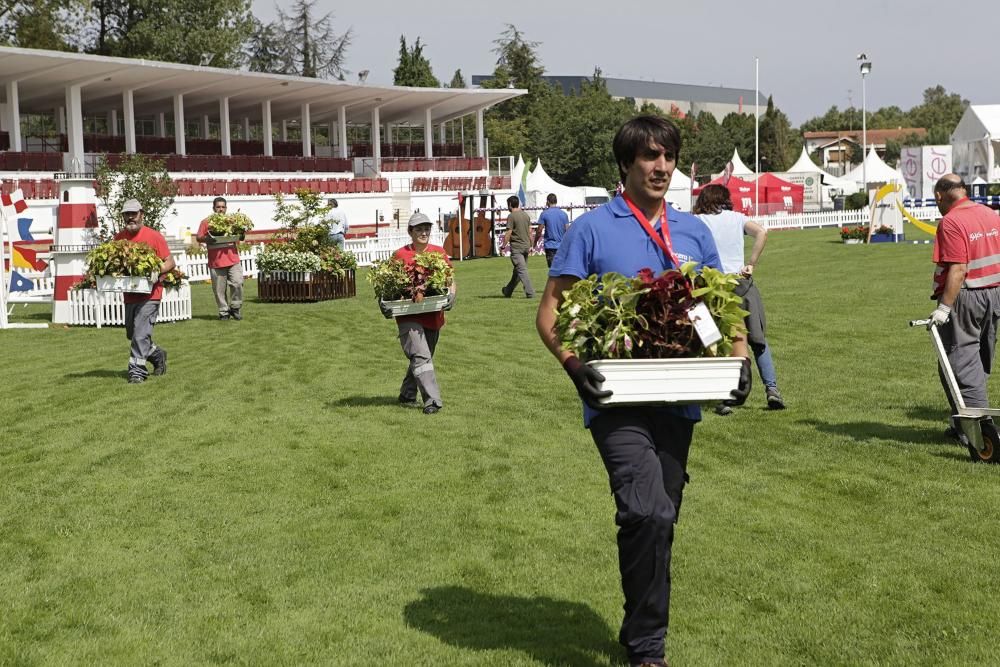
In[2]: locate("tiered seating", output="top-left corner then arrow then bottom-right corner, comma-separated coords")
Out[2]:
0,152 -> 64,171
171,177 -> 389,197
380,157 -> 487,172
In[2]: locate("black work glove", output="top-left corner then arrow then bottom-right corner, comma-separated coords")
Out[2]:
725,358 -> 752,407
239,232 -> 246,241
443,292 -> 455,311
378,300 -> 393,319
563,356 -> 613,409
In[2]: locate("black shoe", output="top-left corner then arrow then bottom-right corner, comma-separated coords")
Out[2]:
501,287 -> 512,298
219,312 -> 230,320
229,308 -> 242,321
525,294 -> 535,299
714,404 -> 733,416
423,405 -> 440,414
766,387 -> 785,409
151,348 -> 168,376
398,395 -> 419,407
128,375 -> 146,384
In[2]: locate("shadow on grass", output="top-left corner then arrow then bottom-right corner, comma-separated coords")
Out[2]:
403,586 -> 619,667
64,369 -> 125,379
905,404 -> 950,423
800,419 -> 946,446
325,395 -> 401,408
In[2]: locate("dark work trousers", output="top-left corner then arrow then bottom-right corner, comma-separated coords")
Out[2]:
589,408 -> 695,665
938,286 -> 1000,411
544,248 -> 558,268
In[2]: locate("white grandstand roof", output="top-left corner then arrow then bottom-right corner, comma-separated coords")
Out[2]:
0,46 -> 525,125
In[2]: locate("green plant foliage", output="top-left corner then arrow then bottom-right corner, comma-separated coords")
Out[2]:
257,244 -> 322,272
555,265 -> 747,362
367,251 -> 451,301
415,252 -> 454,297
160,267 -> 188,289
95,153 -> 177,239
85,239 -> 163,277
367,257 -> 411,301
206,211 -> 254,236
318,245 -> 358,277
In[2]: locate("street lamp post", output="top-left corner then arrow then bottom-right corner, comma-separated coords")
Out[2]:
858,54 -> 872,198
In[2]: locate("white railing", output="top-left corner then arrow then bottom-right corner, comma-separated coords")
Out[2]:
180,246 -> 260,281
753,206 -> 939,231
344,229 -> 446,266
66,285 -> 192,328
5,270 -> 54,304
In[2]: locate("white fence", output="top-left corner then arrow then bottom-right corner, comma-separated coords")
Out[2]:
181,247 -> 260,281
344,229 -> 447,266
753,206 -> 939,231
66,284 -> 192,328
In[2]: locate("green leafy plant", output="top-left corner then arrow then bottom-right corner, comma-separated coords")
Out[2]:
414,251 -> 454,298
319,245 -> 358,277
207,211 -> 254,236
873,224 -> 894,236
160,268 -> 188,290
86,240 -> 163,277
95,154 -> 177,240
555,264 -> 747,361
367,257 -> 411,301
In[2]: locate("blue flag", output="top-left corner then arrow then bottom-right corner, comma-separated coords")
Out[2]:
17,217 -> 34,241
9,270 -> 34,292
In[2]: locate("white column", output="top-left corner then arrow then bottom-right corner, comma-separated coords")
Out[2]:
108,109 -> 118,137
329,122 -> 336,150
476,108 -> 485,158
242,116 -> 250,141
201,114 -> 210,139
338,106 -> 347,159
57,105 -> 66,134
64,85 -> 84,171
280,119 -> 288,142
439,122 -> 446,145
261,100 -> 273,156
4,81 -> 21,151
156,112 -> 166,138
173,93 -> 185,155
372,106 -> 381,162
424,108 -> 433,158
301,103 -> 311,157
219,97 -> 231,156
123,90 -> 136,154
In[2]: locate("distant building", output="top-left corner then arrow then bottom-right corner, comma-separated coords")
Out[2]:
951,104 -> 1000,183
802,128 -> 927,176
471,75 -> 765,121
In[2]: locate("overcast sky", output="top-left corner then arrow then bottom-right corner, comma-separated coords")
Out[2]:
252,0 -> 996,125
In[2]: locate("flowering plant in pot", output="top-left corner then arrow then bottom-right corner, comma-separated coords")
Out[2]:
840,225 -> 869,241
206,211 -> 254,241
257,243 -> 322,273
85,239 -> 165,293
319,245 -> 358,278
368,251 -> 454,316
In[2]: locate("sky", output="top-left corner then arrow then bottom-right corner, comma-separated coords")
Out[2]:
251,0 -> 998,126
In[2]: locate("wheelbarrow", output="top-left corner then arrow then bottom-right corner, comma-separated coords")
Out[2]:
910,319 -> 1000,463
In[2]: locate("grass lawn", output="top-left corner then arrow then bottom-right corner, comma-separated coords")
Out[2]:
2,225 -> 1000,666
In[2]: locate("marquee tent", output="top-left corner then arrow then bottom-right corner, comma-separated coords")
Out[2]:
666,169 -> 692,211
523,160 -> 587,212
712,148 -> 755,178
755,172 -> 804,213
845,148 -> 909,197
692,175 -> 757,214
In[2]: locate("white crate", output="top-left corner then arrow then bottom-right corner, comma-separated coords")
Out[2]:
588,357 -> 743,405
96,274 -> 155,293
382,294 -> 449,316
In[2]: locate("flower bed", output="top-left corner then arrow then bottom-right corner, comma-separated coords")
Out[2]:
840,225 -> 869,243
257,269 -> 356,302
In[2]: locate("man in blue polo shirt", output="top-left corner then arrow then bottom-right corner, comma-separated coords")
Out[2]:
536,115 -> 751,667
538,193 -> 570,267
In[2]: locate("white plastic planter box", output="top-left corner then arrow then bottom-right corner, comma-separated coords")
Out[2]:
207,235 -> 241,245
96,274 -> 156,293
588,357 -> 743,405
381,294 -> 449,317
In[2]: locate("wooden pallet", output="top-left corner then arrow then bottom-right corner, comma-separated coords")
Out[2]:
257,270 -> 356,302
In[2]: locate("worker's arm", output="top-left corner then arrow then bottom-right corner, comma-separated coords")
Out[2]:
742,220 -> 768,276
938,262 -> 967,308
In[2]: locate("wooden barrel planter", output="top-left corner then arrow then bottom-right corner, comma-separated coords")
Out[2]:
257,269 -> 357,302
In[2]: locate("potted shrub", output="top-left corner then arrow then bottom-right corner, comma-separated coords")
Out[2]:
86,239 -> 163,292
369,251 -> 454,317
840,225 -> 869,244
205,211 -> 254,244
554,264 -> 747,405
870,224 -> 896,243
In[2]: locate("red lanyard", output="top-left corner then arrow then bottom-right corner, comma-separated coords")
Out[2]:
622,193 -> 682,269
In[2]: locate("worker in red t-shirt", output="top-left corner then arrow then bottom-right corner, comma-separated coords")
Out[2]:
113,199 -> 176,384
196,196 -> 245,320
929,174 -> 1000,438
380,212 -> 455,414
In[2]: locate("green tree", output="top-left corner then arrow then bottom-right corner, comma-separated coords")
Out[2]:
95,154 -> 177,239
0,0 -> 82,51
448,69 -> 466,89
84,0 -> 252,67
245,16 -> 284,73
393,36 -> 439,87
263,0 -> 352,78
758,96 -> 797,171
908,85 -> 968,144
482,24 -> 545,119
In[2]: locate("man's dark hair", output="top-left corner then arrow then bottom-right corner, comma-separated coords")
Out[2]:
507,195 -> 520,209
934,175 -> 966,196
692,184 -> 733,215
329,198 -> 339,207
613,115 -> 682,183
213,196 -> 227,206
546,193 -> 557,205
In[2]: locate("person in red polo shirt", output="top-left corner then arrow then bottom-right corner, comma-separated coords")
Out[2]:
929,174 -> 1000,441
196,196 -> 245,320
379,212 -> 456,414
114,199 -> 175,384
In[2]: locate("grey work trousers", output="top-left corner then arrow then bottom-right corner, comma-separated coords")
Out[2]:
397,320 -> 442,408
211,262 -> 244,315
503,249 -> 535,297
938,286 -> 1000,410
125,300 -> 161,378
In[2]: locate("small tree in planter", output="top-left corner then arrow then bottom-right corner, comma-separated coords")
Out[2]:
95,154 -> 178,240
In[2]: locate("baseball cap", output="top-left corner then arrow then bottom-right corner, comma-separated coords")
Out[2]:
407,212 -> 432,228
122,199 -> 142,213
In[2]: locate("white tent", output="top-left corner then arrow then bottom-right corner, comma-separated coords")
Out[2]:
511,154 -> 527,195
667,169 -> 692,211
713,148 -> 755,178
523,160 -> 586,214
950,104 -> 1000,182
845,148 -> 909,196
782,146 -> 859,208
